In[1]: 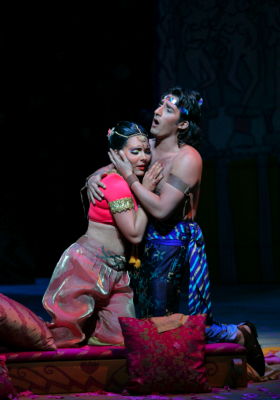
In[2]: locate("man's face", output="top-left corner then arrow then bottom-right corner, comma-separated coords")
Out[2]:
150,95 -> 181,138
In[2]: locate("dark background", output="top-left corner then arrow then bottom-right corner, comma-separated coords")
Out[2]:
0,1 -> 279,285
0,3 -> 158,283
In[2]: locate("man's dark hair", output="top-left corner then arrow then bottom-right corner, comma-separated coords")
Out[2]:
162,86 -> 203,148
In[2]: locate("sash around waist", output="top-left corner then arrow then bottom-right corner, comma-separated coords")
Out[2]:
147,238 -> 185,246
146,220 -> 193,243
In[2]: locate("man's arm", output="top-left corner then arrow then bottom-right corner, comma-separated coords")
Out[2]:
83,160 -> 163,206
83,163 -> 113,204
109,148 -> 202,220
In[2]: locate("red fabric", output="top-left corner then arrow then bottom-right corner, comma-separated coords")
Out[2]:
3,342 -> 246,363
88,173 -> 138,225
4,345 -> 126,363
205,342 -> 246,354
119,315 -> 211,394
0,355 -> 18,399
0,293 -> 56,351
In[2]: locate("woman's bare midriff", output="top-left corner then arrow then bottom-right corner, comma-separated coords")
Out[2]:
82,220 -> 126,255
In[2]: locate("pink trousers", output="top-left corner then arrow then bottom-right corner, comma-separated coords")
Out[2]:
42,235 -> 135,347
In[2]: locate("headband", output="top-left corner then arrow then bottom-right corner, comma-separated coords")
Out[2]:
163,95 -> 189,116
163,94 -> 204,115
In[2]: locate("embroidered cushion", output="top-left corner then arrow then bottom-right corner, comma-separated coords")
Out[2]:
119,314 -> 211,394
0,293 -> 56,351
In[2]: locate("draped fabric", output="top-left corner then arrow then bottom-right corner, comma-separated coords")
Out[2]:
187,222 -> 213,320
132,220 -> 213,320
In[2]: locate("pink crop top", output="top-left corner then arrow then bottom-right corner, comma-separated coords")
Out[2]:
88,172 -> 138,225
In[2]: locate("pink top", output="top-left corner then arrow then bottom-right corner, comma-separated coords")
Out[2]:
88,172 -> 138,225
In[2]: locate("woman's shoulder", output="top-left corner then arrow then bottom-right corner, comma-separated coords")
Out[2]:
102,170 -> 125,183
102,170 -> 131,194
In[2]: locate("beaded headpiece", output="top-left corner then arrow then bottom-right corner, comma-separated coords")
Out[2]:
107,124 -> 147,139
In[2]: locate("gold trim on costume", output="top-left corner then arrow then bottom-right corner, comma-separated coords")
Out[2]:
109,197 -> 134,214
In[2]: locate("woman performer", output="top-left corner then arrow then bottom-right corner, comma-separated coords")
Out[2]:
42,121 -> 163,348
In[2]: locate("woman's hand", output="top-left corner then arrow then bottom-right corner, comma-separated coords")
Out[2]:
108,149 -> 133,179
142,162 -> 164,191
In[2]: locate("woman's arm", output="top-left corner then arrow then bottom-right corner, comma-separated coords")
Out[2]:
104,167 -> 163,244
113,206 -> 148,244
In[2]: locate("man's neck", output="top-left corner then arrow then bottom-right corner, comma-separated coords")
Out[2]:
153,134 -> 180,155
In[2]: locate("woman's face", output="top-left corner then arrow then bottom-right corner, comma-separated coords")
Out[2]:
122,135 -> 151,176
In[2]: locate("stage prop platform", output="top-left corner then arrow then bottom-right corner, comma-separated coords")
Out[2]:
3,343 -> 247,395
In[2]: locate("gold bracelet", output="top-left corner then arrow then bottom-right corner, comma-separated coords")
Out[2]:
126,173 -> 139,187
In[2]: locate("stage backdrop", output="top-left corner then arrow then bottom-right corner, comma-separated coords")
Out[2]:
154,0 -> 280,284
0,2 -> 279,285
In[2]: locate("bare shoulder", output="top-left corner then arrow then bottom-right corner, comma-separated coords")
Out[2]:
175,145 -> 202,168
171,145 -> 202,185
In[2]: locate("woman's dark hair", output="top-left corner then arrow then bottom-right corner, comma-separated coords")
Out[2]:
108,121 -> 148,150
162,86 -> 203,148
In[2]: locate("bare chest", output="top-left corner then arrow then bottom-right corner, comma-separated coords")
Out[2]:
151,153 -> 176,179
150,152 -> 178,193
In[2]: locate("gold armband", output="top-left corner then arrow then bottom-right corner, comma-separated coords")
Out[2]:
109,197 -> 134,214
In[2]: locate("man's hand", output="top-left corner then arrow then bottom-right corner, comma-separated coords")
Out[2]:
142,162 -> 164,191
108,149 -> 133,179
87,173 -> 106,204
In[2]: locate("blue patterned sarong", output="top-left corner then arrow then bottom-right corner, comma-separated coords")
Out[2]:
131,220 -> 240,343
131,220 -> 213,320
131,221 -> 242,343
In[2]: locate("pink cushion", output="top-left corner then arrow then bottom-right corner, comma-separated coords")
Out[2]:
0,293 -> 56,351
0,355 -> 17,399
3,343 -> 246,364
205,343 -> 246,354
119,314 -> 211,395
4,345 -> 125,363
